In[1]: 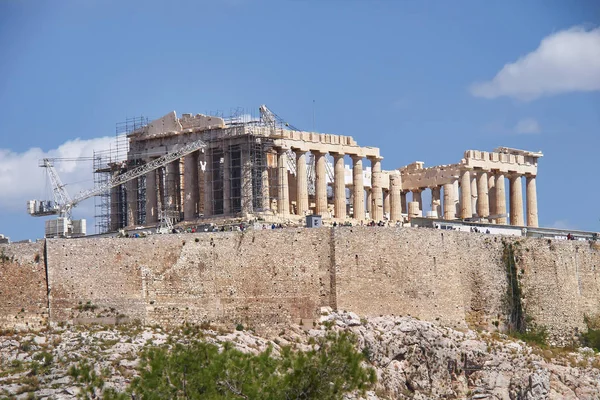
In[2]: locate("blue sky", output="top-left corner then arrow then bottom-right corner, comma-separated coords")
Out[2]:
1,0 -> 599,240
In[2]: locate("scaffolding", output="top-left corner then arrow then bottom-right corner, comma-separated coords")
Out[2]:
93,116 -> 147,233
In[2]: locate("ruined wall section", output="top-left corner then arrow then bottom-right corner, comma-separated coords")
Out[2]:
0,242 -> 48,329
332,227 -> 508,331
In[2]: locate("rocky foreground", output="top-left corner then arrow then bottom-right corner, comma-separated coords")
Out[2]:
1,310 -> 599,399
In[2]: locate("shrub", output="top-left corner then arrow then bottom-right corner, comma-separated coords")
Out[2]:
128,331 -> 376,399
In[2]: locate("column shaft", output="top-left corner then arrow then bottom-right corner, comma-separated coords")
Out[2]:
241,147 -> 253,215
126,178 -> 138,227
314,151 -> 327,215
370,157 -> 383,221
526,175 -> 538,227
351,156 -> 364,220
460,170 -> 472,219
488,174 -> 497,222
365,189 -> 372,214
495,173 -> 506,224
401,191 -> 407,214
145,169 -> 158,224
277,149 -> 289,216
184,151 -> 199,221
389,174 -> 402,221
471,174 -> 478,215
222,149 -> 231,215
383,190 -> 390,217
509,175 -> 524,226
295,150 -> 308,215
443,183 -> 456,220
477,171 -> 490,219
333,153 -> 346,219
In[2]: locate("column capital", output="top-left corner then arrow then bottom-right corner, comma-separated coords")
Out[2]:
350,154 -> 363,162
367,155 -> 384,162
330,151 -> 345,158
274,146 -> 289,154
310,149 -> 327,155
525,173 -> 537,178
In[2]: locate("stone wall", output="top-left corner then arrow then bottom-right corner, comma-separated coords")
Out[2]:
0,242 -> 48,329
45,229 -> 331,330
1,229 -> 599,342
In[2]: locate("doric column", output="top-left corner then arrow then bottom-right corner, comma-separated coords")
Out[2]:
261,152 -> 271,211
313,150 -> 327,216
488,174 -> 497,223
203,150 -> 213,217
495,173 -> 506,224
477,171 -> 490,220
241,147 -> 253,215
401,191 -> 408,214
351,155 -> 364,220
332,152 -> 346,219
526,175 -> 538,227
454,179 -> 460,218
365,189 -> 372,214
222,148 -> 231,215
509,174 -> 524,226
184,151 -> 199,221
443,182 -> 456,220
166,160 -> 180,211
412,189 -> 423,211
276,148 -> 289,216
459,169 -> 472,219
369,156 -> 383,221
294,149 -> 308,216
383,189 -> 390,217
126,178 -> 138,227
157,167 -> 165,212
470,173 -> 478,215
431,186 -> 442,218
145,168 -> 158,224
389,174 -> 402,221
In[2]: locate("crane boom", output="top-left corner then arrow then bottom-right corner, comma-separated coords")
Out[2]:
69,138 -> 207,211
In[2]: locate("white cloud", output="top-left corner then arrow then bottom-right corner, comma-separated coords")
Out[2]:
514,118 -> 541,134
551,220 -> 577,230
470,26 -> 600,100
0,137 -> 116,219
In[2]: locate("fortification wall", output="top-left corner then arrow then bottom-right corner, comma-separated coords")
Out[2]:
332,227 -> 508,331
0,242 -> 48,329
45,229 -> 331,330
2,229 -> 599,342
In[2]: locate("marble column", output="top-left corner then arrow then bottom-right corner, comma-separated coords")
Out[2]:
166,160 -> 180,210
145,168 -> 158,224
526,175 -> 538,227
126,178 -> 138,227
477,171 -> 490,220
488,174 -> 497,223
431,186 -> 442,218
241,147 -> 253,215
471,173 -> 478,215
313,150 -> 327,216
332,152 -> 346,219
412,189 -> 423,211
110,184 -> 120,231
203,150 -> 213,217
389,174 -> 402,221
277,148 -> 289,216
495,173 -> 507,225
370,156 -> 383,221
401,191 -> 408,214
351,155 -> 364,220
509,174 -> 524,226
365,189 -> 372,214
222,149 -> 231,215
459,169 -> 472,219
443,182 -> 456,220
184,151 -> 199,221
261,155 -> 270,211
454,179 -> 460,218
383,190 -> 390,217
295,150 -> 308,216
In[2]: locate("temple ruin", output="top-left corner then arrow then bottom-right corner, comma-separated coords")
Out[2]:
96,108 -> 542,232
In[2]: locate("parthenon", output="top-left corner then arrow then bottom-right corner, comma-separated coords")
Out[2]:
100,107 -> 542,232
